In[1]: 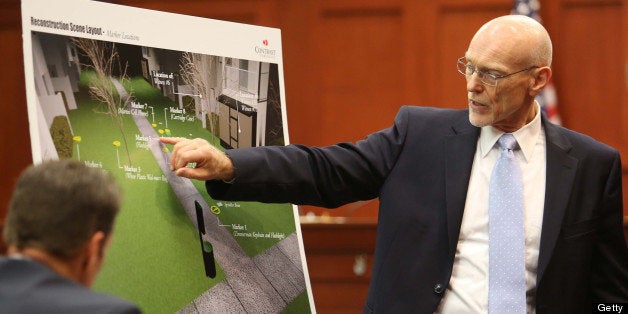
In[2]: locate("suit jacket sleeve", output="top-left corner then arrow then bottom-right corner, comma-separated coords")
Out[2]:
204,106 -> 413,208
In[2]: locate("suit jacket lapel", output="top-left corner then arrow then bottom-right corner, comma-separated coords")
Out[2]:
537,118 -> 578,282
445,114 -> 479,259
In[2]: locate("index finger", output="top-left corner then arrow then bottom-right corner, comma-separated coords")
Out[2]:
160,137 -> 186,145
160,137 -> 189,171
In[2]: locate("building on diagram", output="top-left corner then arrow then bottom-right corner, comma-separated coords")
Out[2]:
30,32 -> 81,160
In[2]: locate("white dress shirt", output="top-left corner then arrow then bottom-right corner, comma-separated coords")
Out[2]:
436,103 -> 546,313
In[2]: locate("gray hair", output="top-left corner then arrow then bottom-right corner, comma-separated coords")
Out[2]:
4,159 -> 122,259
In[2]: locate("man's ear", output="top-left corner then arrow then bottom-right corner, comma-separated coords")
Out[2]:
79,231 -> 109,287
529,66 -> 552,96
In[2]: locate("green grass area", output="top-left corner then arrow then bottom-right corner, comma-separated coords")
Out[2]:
281,291 -> 313,314
123,76 -> 297,257
69,78 -> 219,313
69,72 -> 308,312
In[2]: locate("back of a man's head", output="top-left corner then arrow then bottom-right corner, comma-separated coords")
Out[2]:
3,159 -> 122,259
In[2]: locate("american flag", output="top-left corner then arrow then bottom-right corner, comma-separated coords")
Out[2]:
511,0 -> 561,125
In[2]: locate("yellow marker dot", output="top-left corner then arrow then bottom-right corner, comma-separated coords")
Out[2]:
210,206 -> 221,215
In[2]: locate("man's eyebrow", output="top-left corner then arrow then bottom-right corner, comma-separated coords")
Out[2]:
464,56 -> 506,74
477,63 -> 505,74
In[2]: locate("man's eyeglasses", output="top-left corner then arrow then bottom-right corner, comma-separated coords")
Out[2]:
456,57 -> 538,86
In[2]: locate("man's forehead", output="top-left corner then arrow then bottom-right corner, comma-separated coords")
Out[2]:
465,46 -> 511,70
467,32 -> 527,68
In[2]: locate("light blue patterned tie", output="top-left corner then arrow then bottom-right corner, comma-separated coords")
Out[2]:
488,134 -> 526,313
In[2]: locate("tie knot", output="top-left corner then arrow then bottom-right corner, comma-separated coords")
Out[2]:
497,134 -> 519,151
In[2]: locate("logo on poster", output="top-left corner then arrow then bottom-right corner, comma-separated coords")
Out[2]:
255,39 -> 276,59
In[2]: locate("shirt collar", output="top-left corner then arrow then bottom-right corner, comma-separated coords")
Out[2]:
478,101 -> 542,163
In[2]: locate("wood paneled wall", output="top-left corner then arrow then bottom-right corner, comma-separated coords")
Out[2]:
1,0 -> 626,311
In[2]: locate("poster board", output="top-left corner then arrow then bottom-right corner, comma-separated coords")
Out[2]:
20,0 -> 315,312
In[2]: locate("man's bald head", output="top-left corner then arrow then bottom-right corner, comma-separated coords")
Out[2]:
471,15 -> 552,68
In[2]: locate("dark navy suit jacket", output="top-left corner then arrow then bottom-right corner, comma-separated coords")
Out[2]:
0,257 -> 141,314
207,106 -> 628,313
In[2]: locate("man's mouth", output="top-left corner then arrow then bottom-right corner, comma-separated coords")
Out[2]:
469,99 -> 487,108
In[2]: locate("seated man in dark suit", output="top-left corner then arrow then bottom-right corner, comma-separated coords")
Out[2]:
0,159 -> 141,314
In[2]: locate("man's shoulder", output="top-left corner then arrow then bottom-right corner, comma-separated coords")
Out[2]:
545,122 -> 619,158
396,105 -> 473,132
0,258 -> 141,313
399,105 -> 467,117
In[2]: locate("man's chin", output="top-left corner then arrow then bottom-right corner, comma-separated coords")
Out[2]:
468,113 -> 492,128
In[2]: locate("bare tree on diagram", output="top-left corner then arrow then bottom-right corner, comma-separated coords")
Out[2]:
179,52 -> 220,146
72,38 -> 133,165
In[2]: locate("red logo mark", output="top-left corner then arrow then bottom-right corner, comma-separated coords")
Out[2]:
262,39 -> 269,46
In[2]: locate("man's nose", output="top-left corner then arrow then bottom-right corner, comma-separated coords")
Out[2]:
466,72 -> 484,93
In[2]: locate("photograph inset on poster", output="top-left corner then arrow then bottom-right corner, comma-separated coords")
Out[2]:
21,0 -> 314,312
